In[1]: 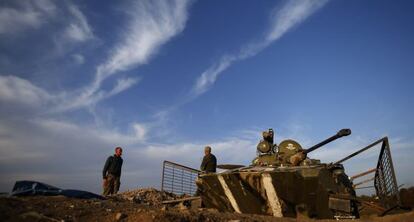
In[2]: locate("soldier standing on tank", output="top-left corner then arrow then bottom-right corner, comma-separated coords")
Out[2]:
200,146 -> 217,173
102,147 -> 123,196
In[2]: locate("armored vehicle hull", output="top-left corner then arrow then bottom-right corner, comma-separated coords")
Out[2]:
197,164 -> 357,219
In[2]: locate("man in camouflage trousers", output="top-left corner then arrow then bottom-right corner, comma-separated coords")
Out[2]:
102,147 -> 123,196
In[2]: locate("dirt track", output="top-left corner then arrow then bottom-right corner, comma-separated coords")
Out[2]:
1,188 -> 413,222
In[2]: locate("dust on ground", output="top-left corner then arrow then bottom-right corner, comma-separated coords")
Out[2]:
1,188 -> 413,222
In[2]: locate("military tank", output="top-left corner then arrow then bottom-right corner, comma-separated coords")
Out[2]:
195,129 -> 360,219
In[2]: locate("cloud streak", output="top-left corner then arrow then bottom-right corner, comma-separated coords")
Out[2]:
191,0 -> 329,97
0,0 -> 57,34
0,0 -> 193,113
153,0 -> 329,124
97,0 -> 192,78
63,3 -> 94,43
56,0 -> 193,112
0,75 -> 54,108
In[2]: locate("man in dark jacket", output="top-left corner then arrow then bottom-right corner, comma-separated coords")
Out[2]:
200,146 -> 217,173
102,147 -> 123,196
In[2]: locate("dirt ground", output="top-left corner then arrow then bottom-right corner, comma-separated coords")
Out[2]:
1,188 -> 413,222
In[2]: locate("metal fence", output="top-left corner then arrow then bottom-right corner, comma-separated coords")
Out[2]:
161,160 -> 200,196
334,137 -> 400,210
374,138 -> 400,209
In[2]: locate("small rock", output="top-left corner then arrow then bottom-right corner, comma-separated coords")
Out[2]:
20,211 -> 61,222
206,208 -> 219,213
106,208 -> 112,212
69,205 -> 75,208
177,202 -> 188,211
20,211 -> 43,220
161,205 -> 168,211
115,212 -> 127,221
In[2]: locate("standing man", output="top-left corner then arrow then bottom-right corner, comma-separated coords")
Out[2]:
200,146 -> 217,173
102,147 -> 123,196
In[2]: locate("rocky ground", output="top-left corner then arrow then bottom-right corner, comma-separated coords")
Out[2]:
1,188 -> 413,222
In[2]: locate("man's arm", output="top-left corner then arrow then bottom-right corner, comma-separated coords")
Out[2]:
212,155 -> 217,170
200,156 -> 207,171
119,159 -> 123,177
102,156 -> 112,179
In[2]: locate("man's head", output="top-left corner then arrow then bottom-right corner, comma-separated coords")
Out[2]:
204,146 -> 211,155
115,147 -> 123,157
263,129 -> 274,137
262,129 -> 274,143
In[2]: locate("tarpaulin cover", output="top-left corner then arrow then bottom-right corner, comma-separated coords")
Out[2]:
11,180 -> 104,200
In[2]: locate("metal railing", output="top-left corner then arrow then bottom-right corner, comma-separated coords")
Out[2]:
161,160 -> 200,196
374,138 -> 400,209
333,137 -> 400,210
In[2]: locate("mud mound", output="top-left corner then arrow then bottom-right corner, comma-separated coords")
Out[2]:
119,188 -> 183,205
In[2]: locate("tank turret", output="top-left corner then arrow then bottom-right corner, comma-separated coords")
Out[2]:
253,128 -> 351,166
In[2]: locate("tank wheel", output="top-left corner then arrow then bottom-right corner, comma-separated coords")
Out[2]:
351,200 -> 360,218
295,204 -> 317,218
332,200 -> 359,220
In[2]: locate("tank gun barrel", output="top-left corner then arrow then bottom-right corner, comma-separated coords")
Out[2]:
304,129 -> 351,154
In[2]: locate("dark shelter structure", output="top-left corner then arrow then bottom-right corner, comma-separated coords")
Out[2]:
11,181 -> 104,200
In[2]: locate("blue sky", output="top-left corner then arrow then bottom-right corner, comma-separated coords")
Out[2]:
0,0 -> 413,194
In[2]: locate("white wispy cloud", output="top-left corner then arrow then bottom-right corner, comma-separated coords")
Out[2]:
56,0 -> 193,112
0,1 -> 95,68
34,118 -> 148,145
0,0 -> 193,113
0,73 -> 140,114
0,73 -> 140,115
0,75 -> 140,114
58,77 -> 141,111
71,53 -> 85,65
107,77 -> 140,98
191,0 -> 329,97
97,0 -> 192,77
0,0 -> 57,34
0,75 -> 54,107
63,3 -> 94,43
193,55 -> 237,96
